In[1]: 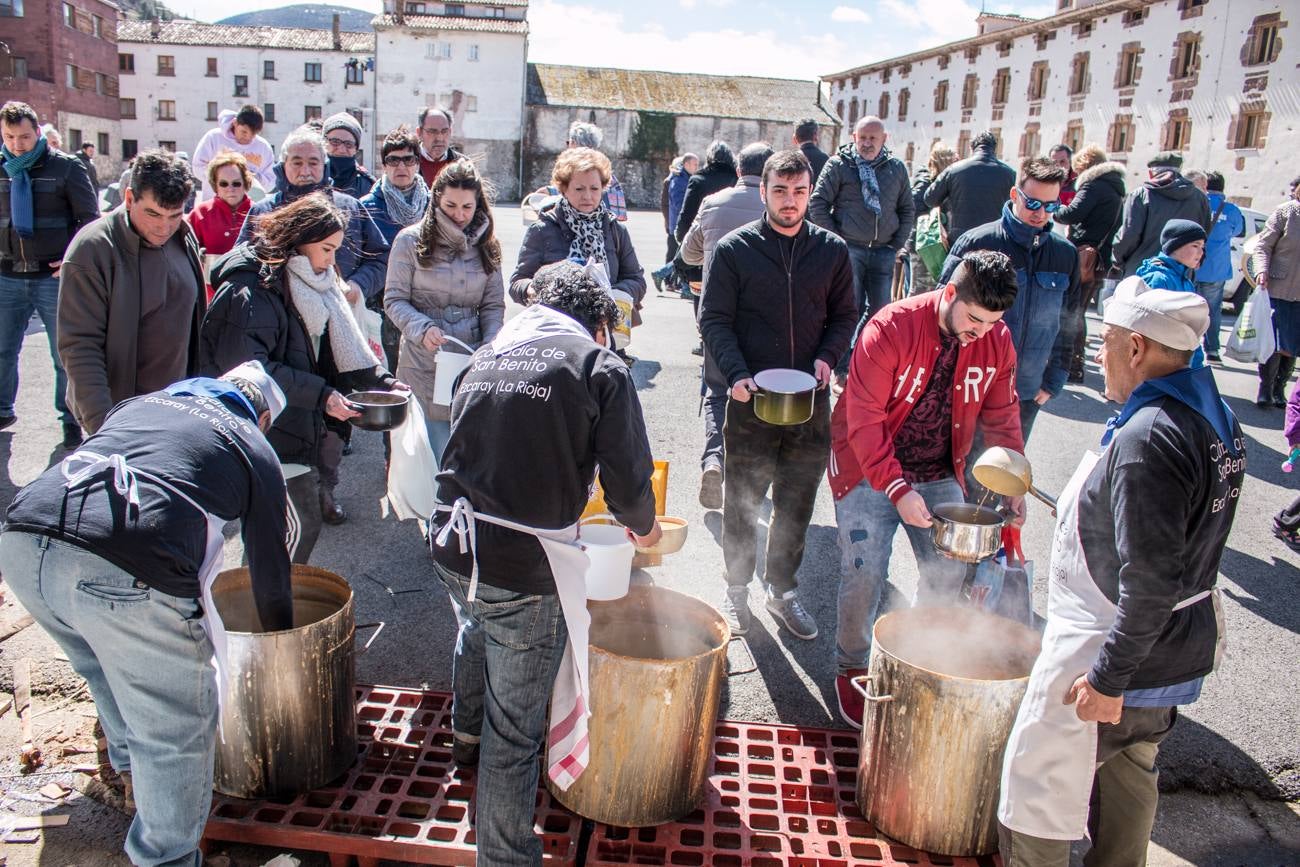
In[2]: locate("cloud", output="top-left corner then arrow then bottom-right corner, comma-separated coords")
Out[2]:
830,6 -> 871,24
528,0 -> 866,79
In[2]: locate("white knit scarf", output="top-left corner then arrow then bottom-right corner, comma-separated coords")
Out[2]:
285,255 -> 380,373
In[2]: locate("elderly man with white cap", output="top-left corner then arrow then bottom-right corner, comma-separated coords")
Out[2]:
0,361 -> 292,867
997,277 -> 1245,867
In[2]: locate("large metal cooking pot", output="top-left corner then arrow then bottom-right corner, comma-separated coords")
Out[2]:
751,368 -> 817,426
346,390 -> 409,431
930,502 -> 1004,563
211,566 -> 357,798
546,586 -> 728,826
855,606 -> 1040,856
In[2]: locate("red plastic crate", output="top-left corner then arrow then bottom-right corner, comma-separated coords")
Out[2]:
584,719 -> 999,867
202,685 -> 580,866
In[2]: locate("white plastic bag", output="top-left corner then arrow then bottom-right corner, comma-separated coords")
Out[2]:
350,293 -> 385,363
382,397 -> 437,522
580,259 -> 631,349
1226,288 -> 1276,364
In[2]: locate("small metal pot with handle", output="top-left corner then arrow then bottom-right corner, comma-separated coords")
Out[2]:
930,503 -> 1004,563
750,368 -> 817,426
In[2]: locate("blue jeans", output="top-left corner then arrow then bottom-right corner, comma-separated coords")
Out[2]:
0,274 -> 74,423
0,532 -> 216,867
1195,281 -> 1225,355
834,476 -> 969,673
435,560 -> 568,867
427,417 -> 452,463
841,245 -> 897,373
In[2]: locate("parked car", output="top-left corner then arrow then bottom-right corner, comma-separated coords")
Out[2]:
1224,206 -> 1271,314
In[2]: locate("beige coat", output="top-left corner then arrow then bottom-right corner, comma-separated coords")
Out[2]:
1254,200 -> 1300,303
383,214 -> 505,421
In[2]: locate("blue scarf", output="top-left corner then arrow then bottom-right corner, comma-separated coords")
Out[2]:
853,147 -> 889,216
2,135 -> 48,239
165,377 -> 258,423
1101,365 -> 1240,455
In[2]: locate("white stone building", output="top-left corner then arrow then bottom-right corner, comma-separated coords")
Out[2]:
824,0 -> 1295,210
372,0 -> 529,196
117,18 -> 376,167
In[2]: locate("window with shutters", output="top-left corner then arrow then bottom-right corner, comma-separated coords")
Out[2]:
1069,52 -> 1089,96
1116,45 -> 1141,88
158,100 -> 176,121
264,103 -> 277,123
1108,115 -> 1134,153
898,88 -> 910,122
961,74 -> 978,110
1231,105 -> 1269,149
1172,33 -> 1200,79
956,129 -> 971,158
305,63 -> 322,83
158,140 -> 176,151
992,68 -> 1010,106
120,98 -> 136,119
836,100 -> 845,121
1243,16 -> 1283,67
206,57 -> 217,77
848,98 -> 859,125
263,60 -> 276,79
1019,124 -> 1041,158
68,129 -> 82,150
233,75 -> 249,97
878,92 -> 890,119
346,63 -> 364,85
10,56 -> 27,79
119,53 -> 134,74
158,55 -> 175,76
1123,8 -> 1147,26
122,139 -> 137,160
1164,111 -> 1192,150
304,105 -> 322,122
1028,62 -> 1049,100
65,64 -> 77,88
206,102 -> 218,121
97,132 -> 108,153
62,2 -> 73,26
1065,120 -> 1084,153
934,80 -> 949,112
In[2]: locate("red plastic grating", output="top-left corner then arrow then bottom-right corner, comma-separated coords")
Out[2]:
203,685 -> 580,866
584,719 -> 999,867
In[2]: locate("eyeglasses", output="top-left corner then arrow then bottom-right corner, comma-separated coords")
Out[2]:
383,155 -> 419,166
325,137 -> 358,151
217,180 -> 245,189
1015,187 -> 1061,214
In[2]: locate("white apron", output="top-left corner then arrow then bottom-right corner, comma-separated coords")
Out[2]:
998,452 -> 1226,840
434,496 -> 597,790
62,451 -> 234,732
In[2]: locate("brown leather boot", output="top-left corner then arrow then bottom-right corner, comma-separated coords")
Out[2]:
319,487 -> 346,525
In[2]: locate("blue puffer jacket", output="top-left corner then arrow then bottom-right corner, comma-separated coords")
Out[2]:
939,203 -> 1080,400
667,169 -> 690,236
1199,192 -> 1246,283
1136,253 -> 1207,368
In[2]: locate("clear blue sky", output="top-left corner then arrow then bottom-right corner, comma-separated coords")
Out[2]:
165,0 -> 1056,79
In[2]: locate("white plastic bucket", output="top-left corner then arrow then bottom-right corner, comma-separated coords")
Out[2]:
433,346 -> 473,406
610,289 -> 633,350
579,516 -> 634,601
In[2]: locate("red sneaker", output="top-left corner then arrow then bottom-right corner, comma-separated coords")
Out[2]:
836,670 -> 869,729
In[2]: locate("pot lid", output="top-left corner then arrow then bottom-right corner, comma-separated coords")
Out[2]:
754,368 -> 817,394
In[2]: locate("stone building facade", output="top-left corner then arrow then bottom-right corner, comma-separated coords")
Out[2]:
1,0 -> 121,183
824,0 -> 1295,210
117,18 -> 375,172
525,64 -> 839,208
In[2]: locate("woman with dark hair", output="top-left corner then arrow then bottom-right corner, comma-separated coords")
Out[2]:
200,192 -> 402,562
385,158 -> 505,459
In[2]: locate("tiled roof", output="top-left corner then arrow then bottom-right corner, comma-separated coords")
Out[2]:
117,20 -> 375,51
527,64 -> 838,126
371,14 -> 529,34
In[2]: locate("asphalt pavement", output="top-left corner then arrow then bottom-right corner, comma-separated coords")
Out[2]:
0,206 -> 1296,865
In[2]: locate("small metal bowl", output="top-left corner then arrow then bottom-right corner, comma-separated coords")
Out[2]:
346,390 -> 409,432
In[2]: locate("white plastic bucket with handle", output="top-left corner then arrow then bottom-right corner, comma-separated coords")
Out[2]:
432,335 -> 475,407
578,515 -> 634,601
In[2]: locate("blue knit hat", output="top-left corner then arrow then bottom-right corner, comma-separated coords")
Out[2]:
1160,219 -> 1207,255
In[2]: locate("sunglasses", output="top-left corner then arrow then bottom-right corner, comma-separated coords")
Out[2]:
325,137 -> 358,151
217,180 -> 245,188
1015,187 -> 1060,214
383,155 -> 418,166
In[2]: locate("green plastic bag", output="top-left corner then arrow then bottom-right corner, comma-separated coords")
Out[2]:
914,208 -> 948,281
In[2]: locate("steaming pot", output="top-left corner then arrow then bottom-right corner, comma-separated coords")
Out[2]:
930,502 -> 1004,563
546,586 -> 729,826
854,606 -> 1040,856
211,566 -> 358,798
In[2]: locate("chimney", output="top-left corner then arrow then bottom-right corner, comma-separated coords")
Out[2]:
394,0 -> 405,25
332,13 -> 342,50
150,17 -> 161,39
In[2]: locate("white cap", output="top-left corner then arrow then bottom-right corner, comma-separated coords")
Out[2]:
223,361 -> 287,422
1102,276 -> 1209,352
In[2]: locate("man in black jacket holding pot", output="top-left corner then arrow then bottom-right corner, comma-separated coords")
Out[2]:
700,149 -> 857,640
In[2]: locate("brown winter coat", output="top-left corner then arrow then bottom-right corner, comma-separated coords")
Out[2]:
1253,200 -> 1300,303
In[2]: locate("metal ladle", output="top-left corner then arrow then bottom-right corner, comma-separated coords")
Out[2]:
972,446 -> 1058,514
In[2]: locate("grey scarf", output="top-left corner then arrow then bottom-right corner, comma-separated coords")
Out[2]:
380,174 -> 430,228
285,256 -> 380,374
853,147 -> 891,216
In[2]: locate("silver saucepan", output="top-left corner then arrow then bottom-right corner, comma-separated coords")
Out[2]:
930,503 -> 1004,563
751,368 -> 818,426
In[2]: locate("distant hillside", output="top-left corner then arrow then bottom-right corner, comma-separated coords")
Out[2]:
217,4 -> 375,32
117,0 -> 178,20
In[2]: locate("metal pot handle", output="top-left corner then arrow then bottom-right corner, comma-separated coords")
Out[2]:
354,621 -> 385,654
850,674 -> 893,703
725,635 -> 757,676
